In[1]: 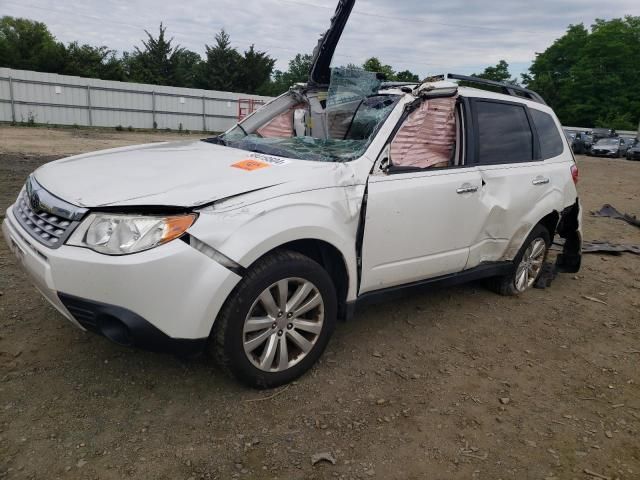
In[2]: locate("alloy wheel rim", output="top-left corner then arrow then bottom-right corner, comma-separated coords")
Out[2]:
243,278 -> 325,372
514,238 -> 546,292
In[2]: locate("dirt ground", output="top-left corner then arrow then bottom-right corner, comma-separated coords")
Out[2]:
0,126 -> 639,480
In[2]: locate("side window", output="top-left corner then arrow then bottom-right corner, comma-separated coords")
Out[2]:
390,96 -> 458,170
475,101 -> 533,164
530,109 -> 564,159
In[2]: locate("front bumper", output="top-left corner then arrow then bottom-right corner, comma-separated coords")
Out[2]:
590,150 -> 618,157
2,207 -> 242,352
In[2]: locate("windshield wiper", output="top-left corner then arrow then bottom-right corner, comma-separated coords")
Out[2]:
202,136 -> 227,146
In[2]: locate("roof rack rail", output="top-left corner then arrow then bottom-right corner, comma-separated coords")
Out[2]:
447,73 -> 547,105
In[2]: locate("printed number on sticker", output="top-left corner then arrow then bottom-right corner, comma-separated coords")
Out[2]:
231,159 -> 271,171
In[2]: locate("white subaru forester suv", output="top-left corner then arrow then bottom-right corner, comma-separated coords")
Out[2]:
2,0 -> 582,388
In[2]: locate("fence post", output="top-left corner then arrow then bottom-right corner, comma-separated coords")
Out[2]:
202,96 -> 206,132
151,91 -> 156,128
8,76 -> 16,123
86,85 -> 93,126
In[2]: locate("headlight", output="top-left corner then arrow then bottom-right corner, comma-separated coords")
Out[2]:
67,213 -> 196,255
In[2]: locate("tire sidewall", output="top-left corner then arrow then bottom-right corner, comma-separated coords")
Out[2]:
510,225 -> 551,293
221,254 -> 337,388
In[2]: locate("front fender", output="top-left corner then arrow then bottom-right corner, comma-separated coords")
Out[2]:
188,186 -> 365,301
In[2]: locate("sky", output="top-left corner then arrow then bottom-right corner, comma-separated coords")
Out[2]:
3,0 -> 640,80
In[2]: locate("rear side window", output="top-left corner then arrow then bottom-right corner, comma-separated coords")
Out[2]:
476,101 -> 533,164
530,109 -> 564,159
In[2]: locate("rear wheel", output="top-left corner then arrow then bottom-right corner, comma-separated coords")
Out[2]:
211,250 -> 337,389
489,225 -> 550,296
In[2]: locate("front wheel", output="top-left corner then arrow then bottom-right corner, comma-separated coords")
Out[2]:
488,225 -> 550,296
211,250 -> 337,388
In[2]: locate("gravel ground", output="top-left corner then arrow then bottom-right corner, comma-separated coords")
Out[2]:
0,126 -> 639,480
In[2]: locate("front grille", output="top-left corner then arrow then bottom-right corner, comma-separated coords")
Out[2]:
12,177 -> 87,249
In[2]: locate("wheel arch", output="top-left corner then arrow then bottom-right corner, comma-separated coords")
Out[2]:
256,239 -> 351,320
537,210 -> 560,241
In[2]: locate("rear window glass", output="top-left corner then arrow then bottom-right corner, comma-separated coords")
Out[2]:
476,101 -> 533,164
530,109 -> 564,159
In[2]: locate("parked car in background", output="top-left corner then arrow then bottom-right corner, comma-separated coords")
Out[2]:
591,128 -> 616,143
626,138 -> 640,160
590,137 -> 628,158
572,132 -> 592,154
564,130 -> 575,143
1,0 -> 583,388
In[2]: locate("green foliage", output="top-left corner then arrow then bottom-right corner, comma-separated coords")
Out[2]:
473,60 -> 517,84
126,23 -> 199,87
0,17 -> 66,72
457,60 -> 518,92
239,45 -> 276,94
524,17 -> 640,128
62,42 -> 126,80
261,53 -> 313,96
198,30 -> 243,91
362,57 -> 395,80
395,70 -> 420,82
361,57 -> 420,83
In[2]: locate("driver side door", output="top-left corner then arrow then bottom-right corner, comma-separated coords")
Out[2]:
359,166 -> 486,294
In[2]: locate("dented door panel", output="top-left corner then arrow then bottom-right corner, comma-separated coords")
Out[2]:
468,160 -> 569,266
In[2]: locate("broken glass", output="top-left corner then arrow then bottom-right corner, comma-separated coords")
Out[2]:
219,68 -> 398,162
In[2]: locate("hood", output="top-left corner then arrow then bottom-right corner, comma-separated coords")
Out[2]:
33,140 -> 359,208
308,0 -> 356,86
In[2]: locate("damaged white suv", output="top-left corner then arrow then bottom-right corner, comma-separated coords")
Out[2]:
2,0 -> 582,388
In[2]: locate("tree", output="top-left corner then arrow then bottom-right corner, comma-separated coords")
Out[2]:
362,57 -> 395,80
522,24 -> 589,121
198,29 -> 243,91
472,59 -> 516,84
261,53 -> 313,96
126,23 -> 199,87
239,45 -> 276,94
173,49 -> 203,88
0,16 -> 66,73
62,42 -> 126,81
395,70 -> 420,82
524,17 -> 640,128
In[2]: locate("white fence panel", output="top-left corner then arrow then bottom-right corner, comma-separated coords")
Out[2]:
0,68 -> 273,132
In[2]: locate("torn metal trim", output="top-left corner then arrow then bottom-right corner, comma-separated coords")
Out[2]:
182,234 -> 246,276
555,199 -> 582,273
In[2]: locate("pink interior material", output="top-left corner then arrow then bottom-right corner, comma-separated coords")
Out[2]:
391,96 -> 457,168
257,104 -> 306,138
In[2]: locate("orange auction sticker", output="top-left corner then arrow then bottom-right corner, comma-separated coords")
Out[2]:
231,159 -> 271,171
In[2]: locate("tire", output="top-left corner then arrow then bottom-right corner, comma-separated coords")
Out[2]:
211,249 -> 337,389
488,224 -> 551,296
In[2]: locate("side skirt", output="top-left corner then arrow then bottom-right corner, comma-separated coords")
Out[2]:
345,261 -> 513,320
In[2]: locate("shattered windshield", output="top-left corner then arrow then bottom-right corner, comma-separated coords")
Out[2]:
217,68 -> 400,162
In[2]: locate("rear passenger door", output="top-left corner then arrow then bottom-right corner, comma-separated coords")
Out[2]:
466,99 -> 564,267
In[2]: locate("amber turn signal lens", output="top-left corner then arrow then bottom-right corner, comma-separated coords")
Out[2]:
161,214 -> 197,244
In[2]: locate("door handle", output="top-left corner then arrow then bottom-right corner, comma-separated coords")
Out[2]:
456,183 -> 479,194
532,177 -> 550,185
